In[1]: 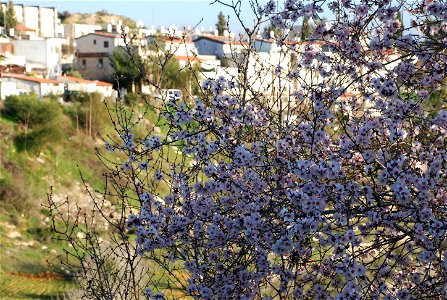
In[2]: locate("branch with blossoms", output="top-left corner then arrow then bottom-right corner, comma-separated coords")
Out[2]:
50,0 -> 447,299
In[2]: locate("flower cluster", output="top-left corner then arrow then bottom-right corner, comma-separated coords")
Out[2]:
98,0 -> 447,299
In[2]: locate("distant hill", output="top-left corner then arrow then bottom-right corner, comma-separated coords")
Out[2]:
60,9 -> 137,28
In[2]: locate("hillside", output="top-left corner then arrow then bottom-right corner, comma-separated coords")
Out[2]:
0,91 -> 180,299
0,94 -> 111,299
61,10 -> 137,28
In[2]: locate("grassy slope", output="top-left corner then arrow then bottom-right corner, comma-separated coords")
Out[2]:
0,109 -> 107,298
0,98 -> 180,299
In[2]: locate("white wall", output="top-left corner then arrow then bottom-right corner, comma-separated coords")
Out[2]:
2,77 -> 41,95
164,41 -> 197,57
24,6 -> 39,33
253,40 -> 278,53
0,80 -> 19,100
76,34 -> 122,54
39,7 -> 57,38
42,82 -> 64,96
13,4 -> 24,23
12,38 -> 62,78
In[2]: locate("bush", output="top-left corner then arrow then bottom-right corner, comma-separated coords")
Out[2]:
3,93 -> 68,152
4,93 -> 62,127
124,92 -> 140,106
0,178 -> 10,201
63,92 -> 109,136
15,124 -> 65,152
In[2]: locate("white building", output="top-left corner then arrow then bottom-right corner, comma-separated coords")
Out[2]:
0,73 -> 64,98
0,79 -> 17,99
0,2 -> 64,38
63,23 -> 103,50
75,31 -> 125,82
252,38 -> 283,53
57,75 -> 115,98
193,35 -> 248,60
12,38 -> 62,78
147,36 -> 197,57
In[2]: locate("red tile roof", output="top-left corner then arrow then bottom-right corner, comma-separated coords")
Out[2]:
91,31 -> 121,38
1,73 -> 60,84
59,75 -> 113,87
76,32 -> 121,40
338,92 -> 361,99
174,55 -> 203,63
58,75 -> 96,84
165,36 -> 193,44
94,80 -> 113,87
15,25 -> 36,32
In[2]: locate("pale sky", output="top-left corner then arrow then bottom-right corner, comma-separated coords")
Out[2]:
11,0 -> 261,34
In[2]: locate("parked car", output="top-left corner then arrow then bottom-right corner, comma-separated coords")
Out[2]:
153,89 -> 182,101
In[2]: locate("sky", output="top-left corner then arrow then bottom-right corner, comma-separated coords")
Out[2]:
12,0 -> 261,34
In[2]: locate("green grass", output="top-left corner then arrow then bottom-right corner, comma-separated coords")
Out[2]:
0,96 -> 182,299
0,212 -> 78,299
0,273 -> 74,300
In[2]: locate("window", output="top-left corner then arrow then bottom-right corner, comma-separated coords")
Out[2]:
104,41 -> 109,48
81,59 -> 86,70
321,45 -> 330,52
93,39 -> 97,45
98,58 -> 103,69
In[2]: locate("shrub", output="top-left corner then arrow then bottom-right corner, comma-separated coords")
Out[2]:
15,124 -> 65,152
3,93 -> 68,152
63,92 -> 109,136
4,93 -> 62,127
124,92 -> 140,106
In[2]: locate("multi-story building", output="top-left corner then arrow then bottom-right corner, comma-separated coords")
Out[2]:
0,2 -> 64,38
12,38 -> 62,78
63,23 -> 103,52
75,31 -> 126,82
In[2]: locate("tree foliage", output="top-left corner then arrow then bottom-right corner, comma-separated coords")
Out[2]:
301,15 -> 311,41
111,47 -> 146,91
50,0 -> 447,299
4,93 -> 66,152
216,11 -> 228,36
0,0 -> 17,31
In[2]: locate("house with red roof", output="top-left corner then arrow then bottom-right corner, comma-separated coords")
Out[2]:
0,73 -> 64,99
75,31 -> 126,82
15,25 -> 37,40
57,75 -> 115,98
76,30 -> 148,83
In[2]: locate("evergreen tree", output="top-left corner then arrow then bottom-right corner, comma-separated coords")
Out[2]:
216,11 -> 228,36
111,47 -> 146,91
395,10 -> 403,38
301,16 -> 311,41
263,21 -> 283,39
0,1 -> 17,32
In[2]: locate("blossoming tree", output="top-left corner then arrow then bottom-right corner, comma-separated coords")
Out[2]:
52,0 -> 446,299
